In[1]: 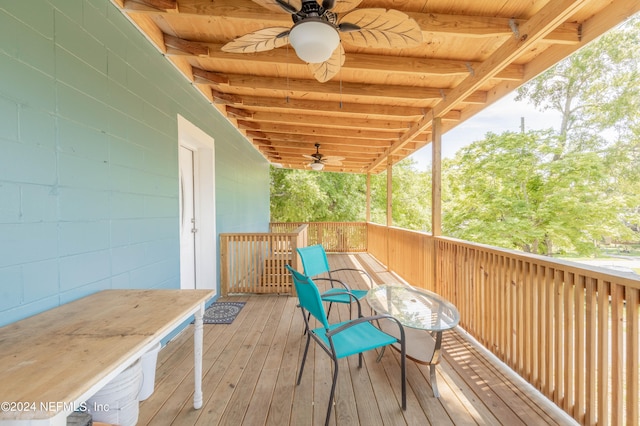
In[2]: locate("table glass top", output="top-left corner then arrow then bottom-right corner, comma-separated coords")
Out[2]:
366,285 -> 460,331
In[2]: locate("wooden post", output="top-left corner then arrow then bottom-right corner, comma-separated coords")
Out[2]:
432,117 -> 442,236
386,160 -> 393,271
432,116 -> 442,292
386,160 -> 393,227
220,235 -> 228,296
366,173 -> 371,223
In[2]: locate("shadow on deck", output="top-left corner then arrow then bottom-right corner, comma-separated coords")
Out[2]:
139,253 -> 577,425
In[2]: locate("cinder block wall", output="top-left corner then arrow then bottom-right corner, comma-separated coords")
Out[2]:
0,0 -> 270,326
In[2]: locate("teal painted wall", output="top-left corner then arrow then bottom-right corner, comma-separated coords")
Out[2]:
0,0 -> 270,326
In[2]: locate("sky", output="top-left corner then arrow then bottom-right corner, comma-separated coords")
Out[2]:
409,91 -> 562,168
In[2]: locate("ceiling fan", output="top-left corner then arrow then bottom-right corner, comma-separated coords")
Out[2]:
304,143 -> 344,170
222,0 -> 423,82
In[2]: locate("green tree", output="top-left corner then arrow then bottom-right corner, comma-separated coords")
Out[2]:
270,158 -> 432,230
270,168 -> 327,222
370,159 -> 431,231
515,16 -> 640,242
270,168 -> 367,222
443,130 -> 626,255
441,15 -> 640,254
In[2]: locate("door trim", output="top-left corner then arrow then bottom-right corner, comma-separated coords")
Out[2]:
177,115 -> 216,293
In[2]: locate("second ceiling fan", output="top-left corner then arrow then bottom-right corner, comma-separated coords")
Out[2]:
222,0 -> 423,82
304,143 -> 344,170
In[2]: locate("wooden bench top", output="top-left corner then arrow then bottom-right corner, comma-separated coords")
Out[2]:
0,289 -> 213,423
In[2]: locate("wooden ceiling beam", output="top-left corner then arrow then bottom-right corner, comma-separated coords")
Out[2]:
407,11 -> 580,44
262,147 -> 373,164
166,41 -> 524,81
244,109 -> 458,127
254,137 -> 420,150
237,121 -> 402,139
199,70 -> 487,105
265,147 -> 392,161
245,131 -> 402,147
129,0 -> 579,43
242,110 -> 414,131
253,139 -> 415,153
367,0 -> 593,172
213,94 -> 430,118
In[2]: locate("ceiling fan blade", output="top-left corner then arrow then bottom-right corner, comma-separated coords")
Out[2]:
276,0 -> 300,14
321,0 -> 335,10
338,22 -> 361,33
308,44 -> 345,83
339,9 -> 423,48
221,27 -> 291,53
302,154 -> 317,160
331,0 -> 362,14
321,155 -> 344,166
251,0 -> 300,13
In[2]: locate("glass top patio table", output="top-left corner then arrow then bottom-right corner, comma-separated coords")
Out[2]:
366,285 -> 460,332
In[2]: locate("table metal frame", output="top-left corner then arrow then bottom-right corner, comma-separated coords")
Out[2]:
366,285 -> 460,397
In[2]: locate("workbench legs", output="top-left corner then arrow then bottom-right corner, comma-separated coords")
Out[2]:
193,303 -> 204,409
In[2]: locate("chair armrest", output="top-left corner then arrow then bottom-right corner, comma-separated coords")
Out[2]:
314,277 -> 353,292
317,286 -> 363,316
329,267 -> 374,287
326,314 -> 405,343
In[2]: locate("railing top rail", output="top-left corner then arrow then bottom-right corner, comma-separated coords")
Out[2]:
436,235 -> 640,288
292,224 -> 309,234
220,231 -> 305,237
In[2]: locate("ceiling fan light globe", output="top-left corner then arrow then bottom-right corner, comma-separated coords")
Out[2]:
289,20 -> 339,63
310,162 -> 325,171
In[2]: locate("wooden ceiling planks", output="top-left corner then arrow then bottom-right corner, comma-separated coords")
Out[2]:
114,0 -> 639,174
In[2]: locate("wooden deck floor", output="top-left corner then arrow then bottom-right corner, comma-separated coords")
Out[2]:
139,253 -> 577,425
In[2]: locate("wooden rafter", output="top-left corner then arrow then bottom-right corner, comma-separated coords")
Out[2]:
114,0 -> 633,174
368,0 -> 593,172
125,0 -> 580,43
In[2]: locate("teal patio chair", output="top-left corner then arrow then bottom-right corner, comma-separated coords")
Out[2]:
286,265 -> 406,426
297,244 -> 372,318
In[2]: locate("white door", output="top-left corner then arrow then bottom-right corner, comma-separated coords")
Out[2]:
177,115 -> 216,293
179,145 -> 197,290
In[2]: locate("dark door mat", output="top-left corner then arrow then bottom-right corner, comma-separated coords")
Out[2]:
202,302 -> 246,324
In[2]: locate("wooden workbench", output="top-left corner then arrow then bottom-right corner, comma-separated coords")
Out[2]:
0,289 -> 214,425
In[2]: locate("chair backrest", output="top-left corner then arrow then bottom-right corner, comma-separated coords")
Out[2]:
297,244 -> 331,277
285,265 -> 330,329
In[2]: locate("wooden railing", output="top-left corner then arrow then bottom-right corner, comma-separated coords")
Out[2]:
367,223 -> 640,426
219,225 -> 308,296
270,222 -> 367,252
224,221 -> 638,424
367,223 -> 436,291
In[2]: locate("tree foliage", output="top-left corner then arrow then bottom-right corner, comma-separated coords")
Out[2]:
442,131 -> 629,255
370,159 -> 431,231
443,16 -> 640,255
270,16 -> 639,255
270,158 -> 431,231
270,168 -> 366,222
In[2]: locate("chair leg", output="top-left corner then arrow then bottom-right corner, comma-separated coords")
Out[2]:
325,357 -> 339,426
326,301 -> 333,318
376,346 -> 385,362
304,312 -> 310,335
297,333 -> 311,385
429,364 -> 439,398
400,341 -> 407,410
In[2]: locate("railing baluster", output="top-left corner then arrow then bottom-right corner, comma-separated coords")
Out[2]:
597,280 -> 611,425
575,275 -> 586,424
221,222 -> 639,425
626,288 -> 639,426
